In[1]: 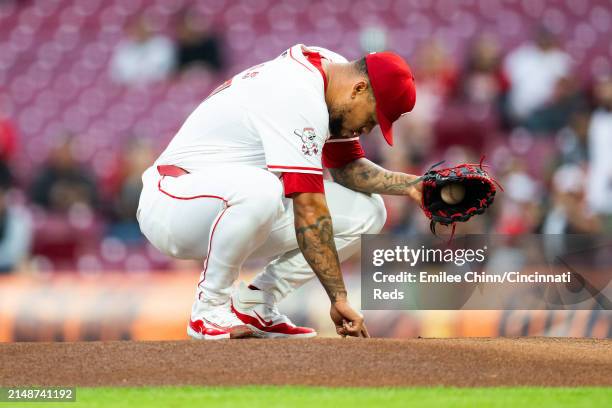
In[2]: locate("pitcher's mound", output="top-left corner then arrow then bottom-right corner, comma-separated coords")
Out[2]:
1,337 -> 611,387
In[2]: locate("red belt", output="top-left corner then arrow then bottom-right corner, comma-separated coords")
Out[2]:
157,165 -> 189,177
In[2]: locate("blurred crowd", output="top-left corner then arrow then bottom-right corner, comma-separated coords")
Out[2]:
110,13 -> 225,85
0,8 -> 228,273
367,26 -> 612,240
0,4 -> 611,274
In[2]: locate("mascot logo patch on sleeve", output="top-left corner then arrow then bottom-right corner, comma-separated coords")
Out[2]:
294,127 -> 320,156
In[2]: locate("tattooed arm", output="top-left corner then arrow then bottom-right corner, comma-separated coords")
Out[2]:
329,158 -> 422,202
292,192 -> 369,337
293,192 -> 345,302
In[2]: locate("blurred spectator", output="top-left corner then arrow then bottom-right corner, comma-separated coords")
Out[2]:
0,110 -> 17,162
586,75 -> 612,219
555,109 -> 591,165
503,27 -> 571,124
104,138 -> 155,243
110,17 -> 175,85
0,161 -> 32,273
175,11 -> 225,73
28,136 -> 103,269
29,136 -> 98,213
390,40 -> 457,170
523,77 -> 586,133
540,164 -> 601,234
495,163 -> 542,235
433,36 -> 506,153
460,34 -> 509,105
412,39 -> 458,117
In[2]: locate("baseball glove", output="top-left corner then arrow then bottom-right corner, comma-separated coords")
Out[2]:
420,159 -> 500,235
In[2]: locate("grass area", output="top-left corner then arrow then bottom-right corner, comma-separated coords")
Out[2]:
4,386 -> 611,408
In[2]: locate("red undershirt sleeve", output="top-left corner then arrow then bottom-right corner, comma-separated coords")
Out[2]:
282,172 -> 325,197
322,138 -> 366,169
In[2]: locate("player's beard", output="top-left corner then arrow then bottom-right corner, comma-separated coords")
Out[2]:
328,104 -> 349,138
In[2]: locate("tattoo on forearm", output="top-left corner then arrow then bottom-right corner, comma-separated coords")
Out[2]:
330,159 -> 420,195
295,215 -> 347,301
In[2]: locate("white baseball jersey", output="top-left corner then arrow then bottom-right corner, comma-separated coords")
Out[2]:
156,45 -> 348,177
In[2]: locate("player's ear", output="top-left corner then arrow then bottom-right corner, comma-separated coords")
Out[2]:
352,80 -> 369,97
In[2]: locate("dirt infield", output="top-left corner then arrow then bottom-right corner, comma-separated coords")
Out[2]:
1,338 -> 611,387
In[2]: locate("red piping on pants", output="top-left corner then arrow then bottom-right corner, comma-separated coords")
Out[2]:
198,206 -> 229,297
157,176 -> 229,298
157,177 -> 228,203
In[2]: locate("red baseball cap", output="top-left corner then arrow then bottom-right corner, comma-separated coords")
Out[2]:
365,52 -> 416,146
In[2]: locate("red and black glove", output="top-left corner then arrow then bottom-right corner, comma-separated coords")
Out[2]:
421,160 -> 500,234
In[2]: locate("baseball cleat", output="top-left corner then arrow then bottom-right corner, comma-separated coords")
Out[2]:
188,299 -> 254,340
231,282 -> 317,339
187,320 -> 230,340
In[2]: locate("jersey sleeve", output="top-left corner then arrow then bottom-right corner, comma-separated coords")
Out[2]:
251,115 -> 325,176
248,90 -> 327,196
322,137 -> 366,168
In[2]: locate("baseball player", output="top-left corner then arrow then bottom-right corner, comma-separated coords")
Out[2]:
137,44 -> 420,340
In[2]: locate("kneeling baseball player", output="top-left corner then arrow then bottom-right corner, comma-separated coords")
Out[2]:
137,44 -> 422,340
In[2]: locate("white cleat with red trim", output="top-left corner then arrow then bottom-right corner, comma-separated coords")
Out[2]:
231,282 -> 317,339
188,299 -> 253,340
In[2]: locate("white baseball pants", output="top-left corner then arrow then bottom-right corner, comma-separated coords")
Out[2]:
137,165 -> 386,304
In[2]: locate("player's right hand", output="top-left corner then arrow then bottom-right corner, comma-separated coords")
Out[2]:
330,300 -> 370,338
